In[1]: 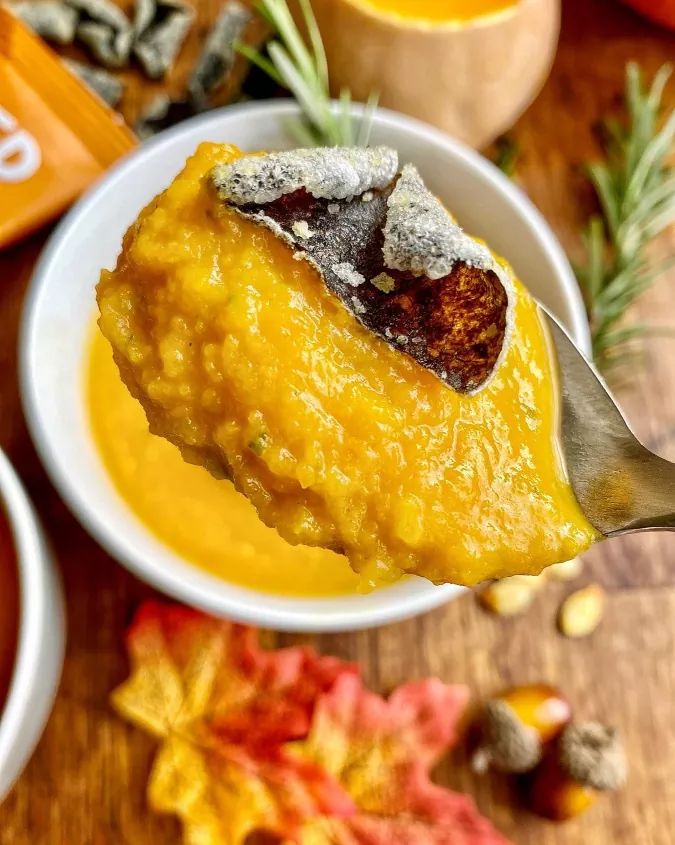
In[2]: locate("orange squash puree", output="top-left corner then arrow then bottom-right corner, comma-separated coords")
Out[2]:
87,329 -> 361,597
0,506 -> 18,712
354,0 -> 517,23
97,143 -> 597,588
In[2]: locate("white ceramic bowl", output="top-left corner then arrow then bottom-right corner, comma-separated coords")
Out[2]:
0,449 -> 64,801
20,101 -> 589,632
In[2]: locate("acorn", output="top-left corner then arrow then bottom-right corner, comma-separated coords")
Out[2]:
472,684 -> 572,774
530,721 -> 628,821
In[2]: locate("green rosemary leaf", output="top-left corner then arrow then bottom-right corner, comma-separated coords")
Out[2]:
355,90 -> 379,148
625,110 -> 675,204
576,62 -> 675,376
298,0 -> 328,92
235,41 -> 283,86
622,174 -> 675,234
239,0 -> 377,148
263,0 -> 316,86
253,0 -> 275,28
593,323 -> 650,354
587,163 -> 620,241
268,41 -> 324,125
283,115 -> 322,147
338,88 -> 353,145
581,216 -> 606,305
492,134 -> 520,176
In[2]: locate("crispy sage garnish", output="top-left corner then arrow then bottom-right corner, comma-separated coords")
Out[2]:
132,0 -> 155,37
135,94 -> 197,139
67,0 -> 128,28
211,146 -> 399,204
77,20 -> 132,67
63,57 -> 124,106
384,165 -> 494,280
210,150 -> 512,393
69,0 -> 133,67
133,0 -> 193,80
188,1 -> 251,106
10,0 -> 78,43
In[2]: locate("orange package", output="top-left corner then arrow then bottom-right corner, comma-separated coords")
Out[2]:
0,7 -> 137,248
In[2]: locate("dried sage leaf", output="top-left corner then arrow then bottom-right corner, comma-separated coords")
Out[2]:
135,94 -> 197,139
67,0 -> 129,30
133,0 -> 193,79
76,19 -> 132,67
10,0 -> 78,44
188,0 -> 251,106
214,189 -> 508,391
63,57 -> 123,106
210,150 -> 512,392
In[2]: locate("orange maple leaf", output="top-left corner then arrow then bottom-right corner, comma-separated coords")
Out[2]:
290,674 -> 509,844
111,602 -> 357,844
112,602 -> 510,845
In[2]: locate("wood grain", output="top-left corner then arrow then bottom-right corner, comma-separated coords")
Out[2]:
1,0 -> 675,842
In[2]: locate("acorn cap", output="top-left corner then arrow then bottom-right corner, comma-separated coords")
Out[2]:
559,721 -> 628,791
482,699 -> 543,773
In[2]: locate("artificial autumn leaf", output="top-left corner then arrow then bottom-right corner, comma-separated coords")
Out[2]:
113,602 -> 511,845
112,602 -> 358,844
113,601 -> 357,746
290,674 -> 510,845
148,735 -> 353,845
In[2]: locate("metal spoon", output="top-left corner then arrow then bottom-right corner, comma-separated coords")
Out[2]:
543,308 -> 675,536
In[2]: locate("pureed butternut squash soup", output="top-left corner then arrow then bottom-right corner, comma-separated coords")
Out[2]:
88,330 -> 361,597
0,505 -> 19,713
355,0 -> 517,23
96,143 -> 597,590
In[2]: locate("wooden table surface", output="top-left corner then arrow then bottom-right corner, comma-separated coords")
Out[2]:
2,0 -> 675,842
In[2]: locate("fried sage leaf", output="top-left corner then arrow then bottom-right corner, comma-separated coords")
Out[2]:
10,0 -> 78,43
212,154 -> 511,393
134,93 -> 197,139
63,57 -> 123,106
133,0 -> 193,79
76,20 -> 132,67
69,0 -> 133,67
212,146 -> 399,205
188,0 -> 252,106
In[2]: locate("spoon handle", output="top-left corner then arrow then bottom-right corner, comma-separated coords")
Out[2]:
605,446 -> 675,536
544,311 -> 675,536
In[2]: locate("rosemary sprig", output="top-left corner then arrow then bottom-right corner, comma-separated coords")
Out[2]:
576,62 -> 675,374
492,134 -> 521,177
237,0 -> 377,147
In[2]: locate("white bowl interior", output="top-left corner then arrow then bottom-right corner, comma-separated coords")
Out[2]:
20,101 -> 589,632
0,450 -> 64,800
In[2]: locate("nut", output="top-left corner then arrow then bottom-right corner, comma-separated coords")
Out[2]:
478,699 -> 543,773
558,584 -> 605,638
559,721 -> 627,791
479,575 -> 542,616
500,684 -> 572,743
546,558 -> 584,582
529,752 -> 598,821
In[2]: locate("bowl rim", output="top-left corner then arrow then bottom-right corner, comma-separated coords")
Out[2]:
0,449 -> 65,798
19,99 -> 590,632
